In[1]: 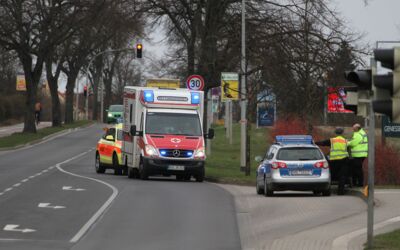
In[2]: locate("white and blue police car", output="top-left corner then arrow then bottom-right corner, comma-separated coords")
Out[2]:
255,135 -> 331,196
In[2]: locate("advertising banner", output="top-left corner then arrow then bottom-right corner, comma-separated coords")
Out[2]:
16,73 -> 26,91
327,87 -> 353,113
257,103 -> 275,127
146,78 -> 180,88
221,72 -> 239,102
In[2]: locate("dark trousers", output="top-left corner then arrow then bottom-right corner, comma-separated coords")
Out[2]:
330,158 -> 349,194
350,157 -> 365,187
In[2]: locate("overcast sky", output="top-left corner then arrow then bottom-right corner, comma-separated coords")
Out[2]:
333,0 -> 400,48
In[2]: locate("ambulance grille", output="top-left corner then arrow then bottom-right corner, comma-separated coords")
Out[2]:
159,149 -> 193,158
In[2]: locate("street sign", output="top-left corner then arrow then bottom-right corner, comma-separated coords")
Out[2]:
186,75 -> 205,91
382,115 -> 400,137
221,72 -> 239,101
146,78 -> 180,88
16,73 -> 26,91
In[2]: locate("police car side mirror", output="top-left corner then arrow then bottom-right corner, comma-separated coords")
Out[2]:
105,135 -> 115,141
255,156 -> 263,162
207,128 -> 215,139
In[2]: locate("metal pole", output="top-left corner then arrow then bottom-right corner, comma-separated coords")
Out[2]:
229,101 -> 233,145
75,82 -> 79,121
367,58 -> 376,249
225,101 -> 229,139
100,79 -> 104,123
85,91 -> 88,120
206,91 -> 212,155
240,0 -> 248,174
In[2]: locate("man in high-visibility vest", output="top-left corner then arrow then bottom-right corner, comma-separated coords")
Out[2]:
348,123 -> 368,187
316,127 -> 349,195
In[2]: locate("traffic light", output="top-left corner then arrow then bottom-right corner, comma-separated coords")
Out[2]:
373,47 -> 400,123
84,85 -> 88,97
344,70 -> 372,117
136,43 -> 142,58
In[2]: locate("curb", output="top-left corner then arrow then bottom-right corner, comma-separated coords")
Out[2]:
0,122 -> 94,152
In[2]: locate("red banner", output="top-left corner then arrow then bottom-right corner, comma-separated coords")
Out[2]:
327,87 -> 353,113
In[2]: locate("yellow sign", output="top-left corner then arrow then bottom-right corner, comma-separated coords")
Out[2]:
16,74 -> 26,91
146,78 -> 180,88
221,72 -> 239,101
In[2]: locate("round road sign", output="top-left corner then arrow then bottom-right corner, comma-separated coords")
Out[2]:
186,75 -> 205,91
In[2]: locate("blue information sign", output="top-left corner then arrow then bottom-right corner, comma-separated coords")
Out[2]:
382,116 -> 400,138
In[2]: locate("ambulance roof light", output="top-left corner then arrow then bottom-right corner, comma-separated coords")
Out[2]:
143,90 -> 154,102
191,92 -> 200,104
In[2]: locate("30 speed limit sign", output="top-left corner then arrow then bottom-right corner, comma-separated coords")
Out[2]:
186,75 -> 205,91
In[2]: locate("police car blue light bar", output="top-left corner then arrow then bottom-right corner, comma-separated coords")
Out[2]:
275,135 -> 314,145
143,90 -> 154,102
191,92 -> 200,104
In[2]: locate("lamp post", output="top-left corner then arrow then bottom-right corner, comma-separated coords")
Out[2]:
240,0 -> 248,175
85,48 -> 135,121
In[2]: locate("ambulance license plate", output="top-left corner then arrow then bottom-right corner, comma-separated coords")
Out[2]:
168,165 -> 185,171
290,170 -> 312,176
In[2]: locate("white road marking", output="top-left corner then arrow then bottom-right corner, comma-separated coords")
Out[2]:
55,149 -> 119,243
332,215 -> 400,249
48,166 -> 55,170
28,176 -> 35,179
0,193 -> 3,196
38,203 -> 65,209
62,186 -> 86,192
3,225 -> 36,233
4,188 -> 12,192
12,183 -> 21,187
42,169 -> 48,173
21,179 -> 29,183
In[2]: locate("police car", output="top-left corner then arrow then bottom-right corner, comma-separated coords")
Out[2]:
255,135 -> 331,196
95,123 -> 126,175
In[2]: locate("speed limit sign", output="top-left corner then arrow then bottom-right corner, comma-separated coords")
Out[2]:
186,75 -> 205,91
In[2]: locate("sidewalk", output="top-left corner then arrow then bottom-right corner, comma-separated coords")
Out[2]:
216,184 -> 400,250
0,122 -> 52,138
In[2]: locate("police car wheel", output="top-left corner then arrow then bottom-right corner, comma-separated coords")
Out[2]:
95,153 -> 106,174
322,188 -> 331,196
264,178 -> 273,197
256,179 -> 264,195
113,154 -> 122,175
184,174 -> 191,181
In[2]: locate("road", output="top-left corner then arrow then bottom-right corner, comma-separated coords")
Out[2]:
0,124 -> 240,250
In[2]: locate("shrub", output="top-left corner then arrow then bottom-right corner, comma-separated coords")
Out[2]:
374,143 -> 400,185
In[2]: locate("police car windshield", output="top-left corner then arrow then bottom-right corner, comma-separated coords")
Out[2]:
146,112 -> 202,136
277,147 -> 323,161
109,105 -> 123,112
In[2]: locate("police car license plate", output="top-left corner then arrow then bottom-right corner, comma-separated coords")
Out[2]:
290,170 -> 312,176
168,165 -> 185,171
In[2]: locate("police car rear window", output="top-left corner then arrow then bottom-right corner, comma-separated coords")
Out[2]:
277,148 -> 323,161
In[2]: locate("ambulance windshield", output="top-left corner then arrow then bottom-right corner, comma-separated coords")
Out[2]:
146,112 -> 202,136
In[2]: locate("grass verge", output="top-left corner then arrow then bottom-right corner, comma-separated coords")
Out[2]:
206,124 -> 270,185
0,120 -> 92,149
365,229 -> 400,250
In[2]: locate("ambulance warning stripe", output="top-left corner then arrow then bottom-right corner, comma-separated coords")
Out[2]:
124,93 -> 136,99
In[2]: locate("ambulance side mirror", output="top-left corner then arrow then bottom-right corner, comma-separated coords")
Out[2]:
130,125 -> 136,136
206,128 -> 214,139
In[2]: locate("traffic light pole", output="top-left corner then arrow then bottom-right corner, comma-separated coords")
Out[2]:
367,101 -> 375,249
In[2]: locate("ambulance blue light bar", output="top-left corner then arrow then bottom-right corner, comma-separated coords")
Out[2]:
143,90 -> 154,102
191,92 -> 200,104
275,135 -> 314,145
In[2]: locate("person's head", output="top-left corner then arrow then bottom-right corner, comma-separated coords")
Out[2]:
352,123 -> 361,132
334,127 -> 344,135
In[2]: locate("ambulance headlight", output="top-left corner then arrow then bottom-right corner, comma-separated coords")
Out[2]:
194,147 -> 205,159
145,145 -> 158,156
143,90 -> 154,102
191,92 -> 200,104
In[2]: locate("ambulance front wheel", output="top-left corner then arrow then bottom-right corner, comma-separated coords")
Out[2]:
195,168 -> 205,182
95,153 -> 106,174
139,160 -> 149,180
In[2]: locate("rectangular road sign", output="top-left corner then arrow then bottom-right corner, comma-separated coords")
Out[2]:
221,72 -> 239,102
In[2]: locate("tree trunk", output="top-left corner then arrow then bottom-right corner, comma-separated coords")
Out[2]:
19,52 -> 43,133
45,60 -> 62,127
65,71 -> 78,124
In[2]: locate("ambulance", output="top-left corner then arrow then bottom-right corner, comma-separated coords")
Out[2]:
122,86 -> 214,182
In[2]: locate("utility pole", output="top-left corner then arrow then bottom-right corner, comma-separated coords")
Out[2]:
240,0 -> 248,175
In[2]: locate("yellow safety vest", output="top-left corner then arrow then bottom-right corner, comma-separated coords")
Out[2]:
348,129 -> 368,158
330,136 -> 349,160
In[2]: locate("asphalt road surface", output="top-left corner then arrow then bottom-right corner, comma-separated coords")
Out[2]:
0,124 -> 240,250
